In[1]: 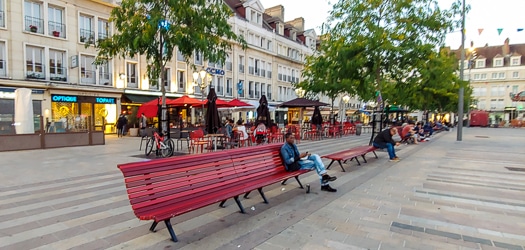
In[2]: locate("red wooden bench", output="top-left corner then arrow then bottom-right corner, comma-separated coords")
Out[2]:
117,144 -> 310,242
321,145 -> 378,172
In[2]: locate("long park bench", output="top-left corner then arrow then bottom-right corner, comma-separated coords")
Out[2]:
321,145 -> 378,172
117,143 -> 310,242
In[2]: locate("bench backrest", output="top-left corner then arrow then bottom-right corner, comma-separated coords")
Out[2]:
117,143 -> 286,220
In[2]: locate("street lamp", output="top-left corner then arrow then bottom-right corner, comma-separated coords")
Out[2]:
342,95 -> 350,123
295,88 -> 305,98
368,101 -> 378,145
193,69 -> 212,126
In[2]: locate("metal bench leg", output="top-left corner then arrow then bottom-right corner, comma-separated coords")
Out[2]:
362,155 -> 367,163
257,188 -> 268,204
337,160 -> 346,172
294,176 -> 304,189
354,157 -> 361,165
149,221 -> 158,232
372,151 -> 378,158
219,199 -> 227,208
281,179 -> 288,185
164,219 -> 178,242
243,191 -> 252,199
326,160 -> 335,170
234,196 -> 246,214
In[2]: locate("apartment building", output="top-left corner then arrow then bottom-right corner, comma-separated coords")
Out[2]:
1,0 -> 351,135
459,38 -> 525,123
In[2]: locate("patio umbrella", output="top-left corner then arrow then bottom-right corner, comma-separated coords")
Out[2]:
167,95 -> 203,107
256,95 -> 271,126
205,88 -> 221,134
311,106 -> 323,126
200,98 -> 233,108
228,98 -> 254,107
136,97 -> 163,118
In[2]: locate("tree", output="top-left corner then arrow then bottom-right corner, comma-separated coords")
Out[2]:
94,0 -> 246,131
301,0 -> 462,107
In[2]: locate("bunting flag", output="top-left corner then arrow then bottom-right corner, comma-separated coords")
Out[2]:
478,28 -> 484,35
518,28 -> 524,32
375,91 -> 383,109
497,28 -> 503,35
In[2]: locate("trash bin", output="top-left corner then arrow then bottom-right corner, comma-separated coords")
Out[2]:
355,124 -> 362,136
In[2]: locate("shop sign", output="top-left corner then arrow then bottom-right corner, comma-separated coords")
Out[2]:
206,67 -> 225,75
51,94 -> 78,103
95,97 -> 116,104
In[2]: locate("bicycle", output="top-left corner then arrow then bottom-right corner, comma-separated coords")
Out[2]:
144,130 -> 175,158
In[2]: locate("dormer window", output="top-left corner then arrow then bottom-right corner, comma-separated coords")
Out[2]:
475,59 -> 486,68
249,9 -> 262,25
511,56 -> 521,66
291,31 -> 296,40
493,58 -> 503,67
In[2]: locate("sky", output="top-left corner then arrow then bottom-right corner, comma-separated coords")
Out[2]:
259,0 -> 525,49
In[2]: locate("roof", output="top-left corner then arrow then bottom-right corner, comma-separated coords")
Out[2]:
451,40 -> 525,67
279,98 -> 329,107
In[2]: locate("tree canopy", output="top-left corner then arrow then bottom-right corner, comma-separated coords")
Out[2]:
300,0 -> 463,111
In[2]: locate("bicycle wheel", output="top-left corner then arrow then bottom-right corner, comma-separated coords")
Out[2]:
160,142 -> 171,158
165,138 -> 175,157
144,137 -> 154,156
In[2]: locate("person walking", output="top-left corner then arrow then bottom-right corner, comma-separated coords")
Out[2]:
140,113 -> 147,136
116,113 -> 128,137
373,127 -> 400,161
280,132 -> 338,192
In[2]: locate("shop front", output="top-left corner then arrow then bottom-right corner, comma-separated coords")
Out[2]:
0,87 -> 44,135
49,91 -> 121,134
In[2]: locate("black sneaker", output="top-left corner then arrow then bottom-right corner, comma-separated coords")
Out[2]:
321,185 -> 337,192
321,174 -> 337,184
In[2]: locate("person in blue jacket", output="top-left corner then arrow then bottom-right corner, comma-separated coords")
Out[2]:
280,132 -> 337,192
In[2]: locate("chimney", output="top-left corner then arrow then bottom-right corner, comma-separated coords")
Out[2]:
503,38 -> 510,56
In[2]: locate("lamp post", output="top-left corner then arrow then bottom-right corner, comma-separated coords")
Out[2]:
368,101 -> 378,145
193,69 -> 212,126
342,95 -> 350,123
457,0 -> 466,141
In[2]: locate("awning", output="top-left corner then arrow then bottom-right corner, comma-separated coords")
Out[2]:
122,94 -> 160,103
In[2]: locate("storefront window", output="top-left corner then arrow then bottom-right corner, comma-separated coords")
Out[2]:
0,99 -> 41,135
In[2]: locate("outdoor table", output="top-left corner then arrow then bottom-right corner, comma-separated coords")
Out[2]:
206,133 -> 224,151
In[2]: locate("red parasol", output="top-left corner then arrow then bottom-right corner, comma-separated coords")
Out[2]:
228,98 -> 253,107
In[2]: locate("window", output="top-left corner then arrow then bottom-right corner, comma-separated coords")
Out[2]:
177,70 -> 186,92
79,15 -> 94,43
475,59 -> 485,68
480,73 -> 487,80
278,65 -> 283,81
99,61 -> 111,86
248,81 -> 254,98
255,82 -> 260,98
98,18 -> 110,41
24,1 -> 43,34
248,57 -> 254,75
0,0 -> 5,28
473,87 -> 486,97
478,99 -> 486,110
511,57 -> 520,66
49,49 -> 66,82
25,45 -> 45,79
261,83 -> 266,96
238,80 -> 244,98
498,72 -> 505,79
216,76 -> 223,95
226,78 -> 232,96
0,41 -> 5,77
254,59 -> 259,76
126,62 -> 138,88
512,85 -> 519,94
194,51 -> 202,65
80,55 -> 96,85
267,62 -> 272,78
163,68 -> 171,92
225,54 -> 232,71
266,84 -> 272,100
494,58 -> 503,67
512,72 -> 519,78
238,55 -> 244,73
491,73 -> 498,79
46,6 -> 65,38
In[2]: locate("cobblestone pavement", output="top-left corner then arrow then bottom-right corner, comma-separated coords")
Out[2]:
0,128 -> 524,249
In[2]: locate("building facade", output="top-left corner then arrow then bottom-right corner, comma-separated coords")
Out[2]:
459,39 -> 525,124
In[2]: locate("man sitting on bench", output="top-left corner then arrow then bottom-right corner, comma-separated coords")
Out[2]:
281,132 -> 338,192
373,127 -> 401,162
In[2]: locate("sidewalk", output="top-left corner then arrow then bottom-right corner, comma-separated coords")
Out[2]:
0,128 -> 524,249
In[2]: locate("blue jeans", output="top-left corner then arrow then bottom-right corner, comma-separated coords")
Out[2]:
299,154 -> 328,186
373,142 -> 396,159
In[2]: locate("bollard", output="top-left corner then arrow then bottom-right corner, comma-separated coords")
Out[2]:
306,184 -> 310,194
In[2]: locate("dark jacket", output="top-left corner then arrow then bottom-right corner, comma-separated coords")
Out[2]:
373,129 -> 395,145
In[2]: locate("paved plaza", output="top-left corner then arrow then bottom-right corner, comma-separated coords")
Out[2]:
0,128 -> 524,249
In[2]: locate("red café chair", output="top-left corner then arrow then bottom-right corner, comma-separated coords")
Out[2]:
305,124 -> 320,140
233,131 -> 249,148
189,129 -> 209,153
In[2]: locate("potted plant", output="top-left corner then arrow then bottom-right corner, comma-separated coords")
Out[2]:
80,36 -> 86,42
127,106 -> 140,137
52,31 -> 60,37
29,25 -> 38,32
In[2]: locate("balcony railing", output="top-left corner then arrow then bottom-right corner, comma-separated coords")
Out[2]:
99,72 -> 112,86
48,21 -> 65,38
81,70 -> 96,85
50,67 -> 67,82
79,28 -> 95,44
0,11 -> 5,28
25,16 -> 44,34
98,32 -> 109,42
26,66 -> 46,80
